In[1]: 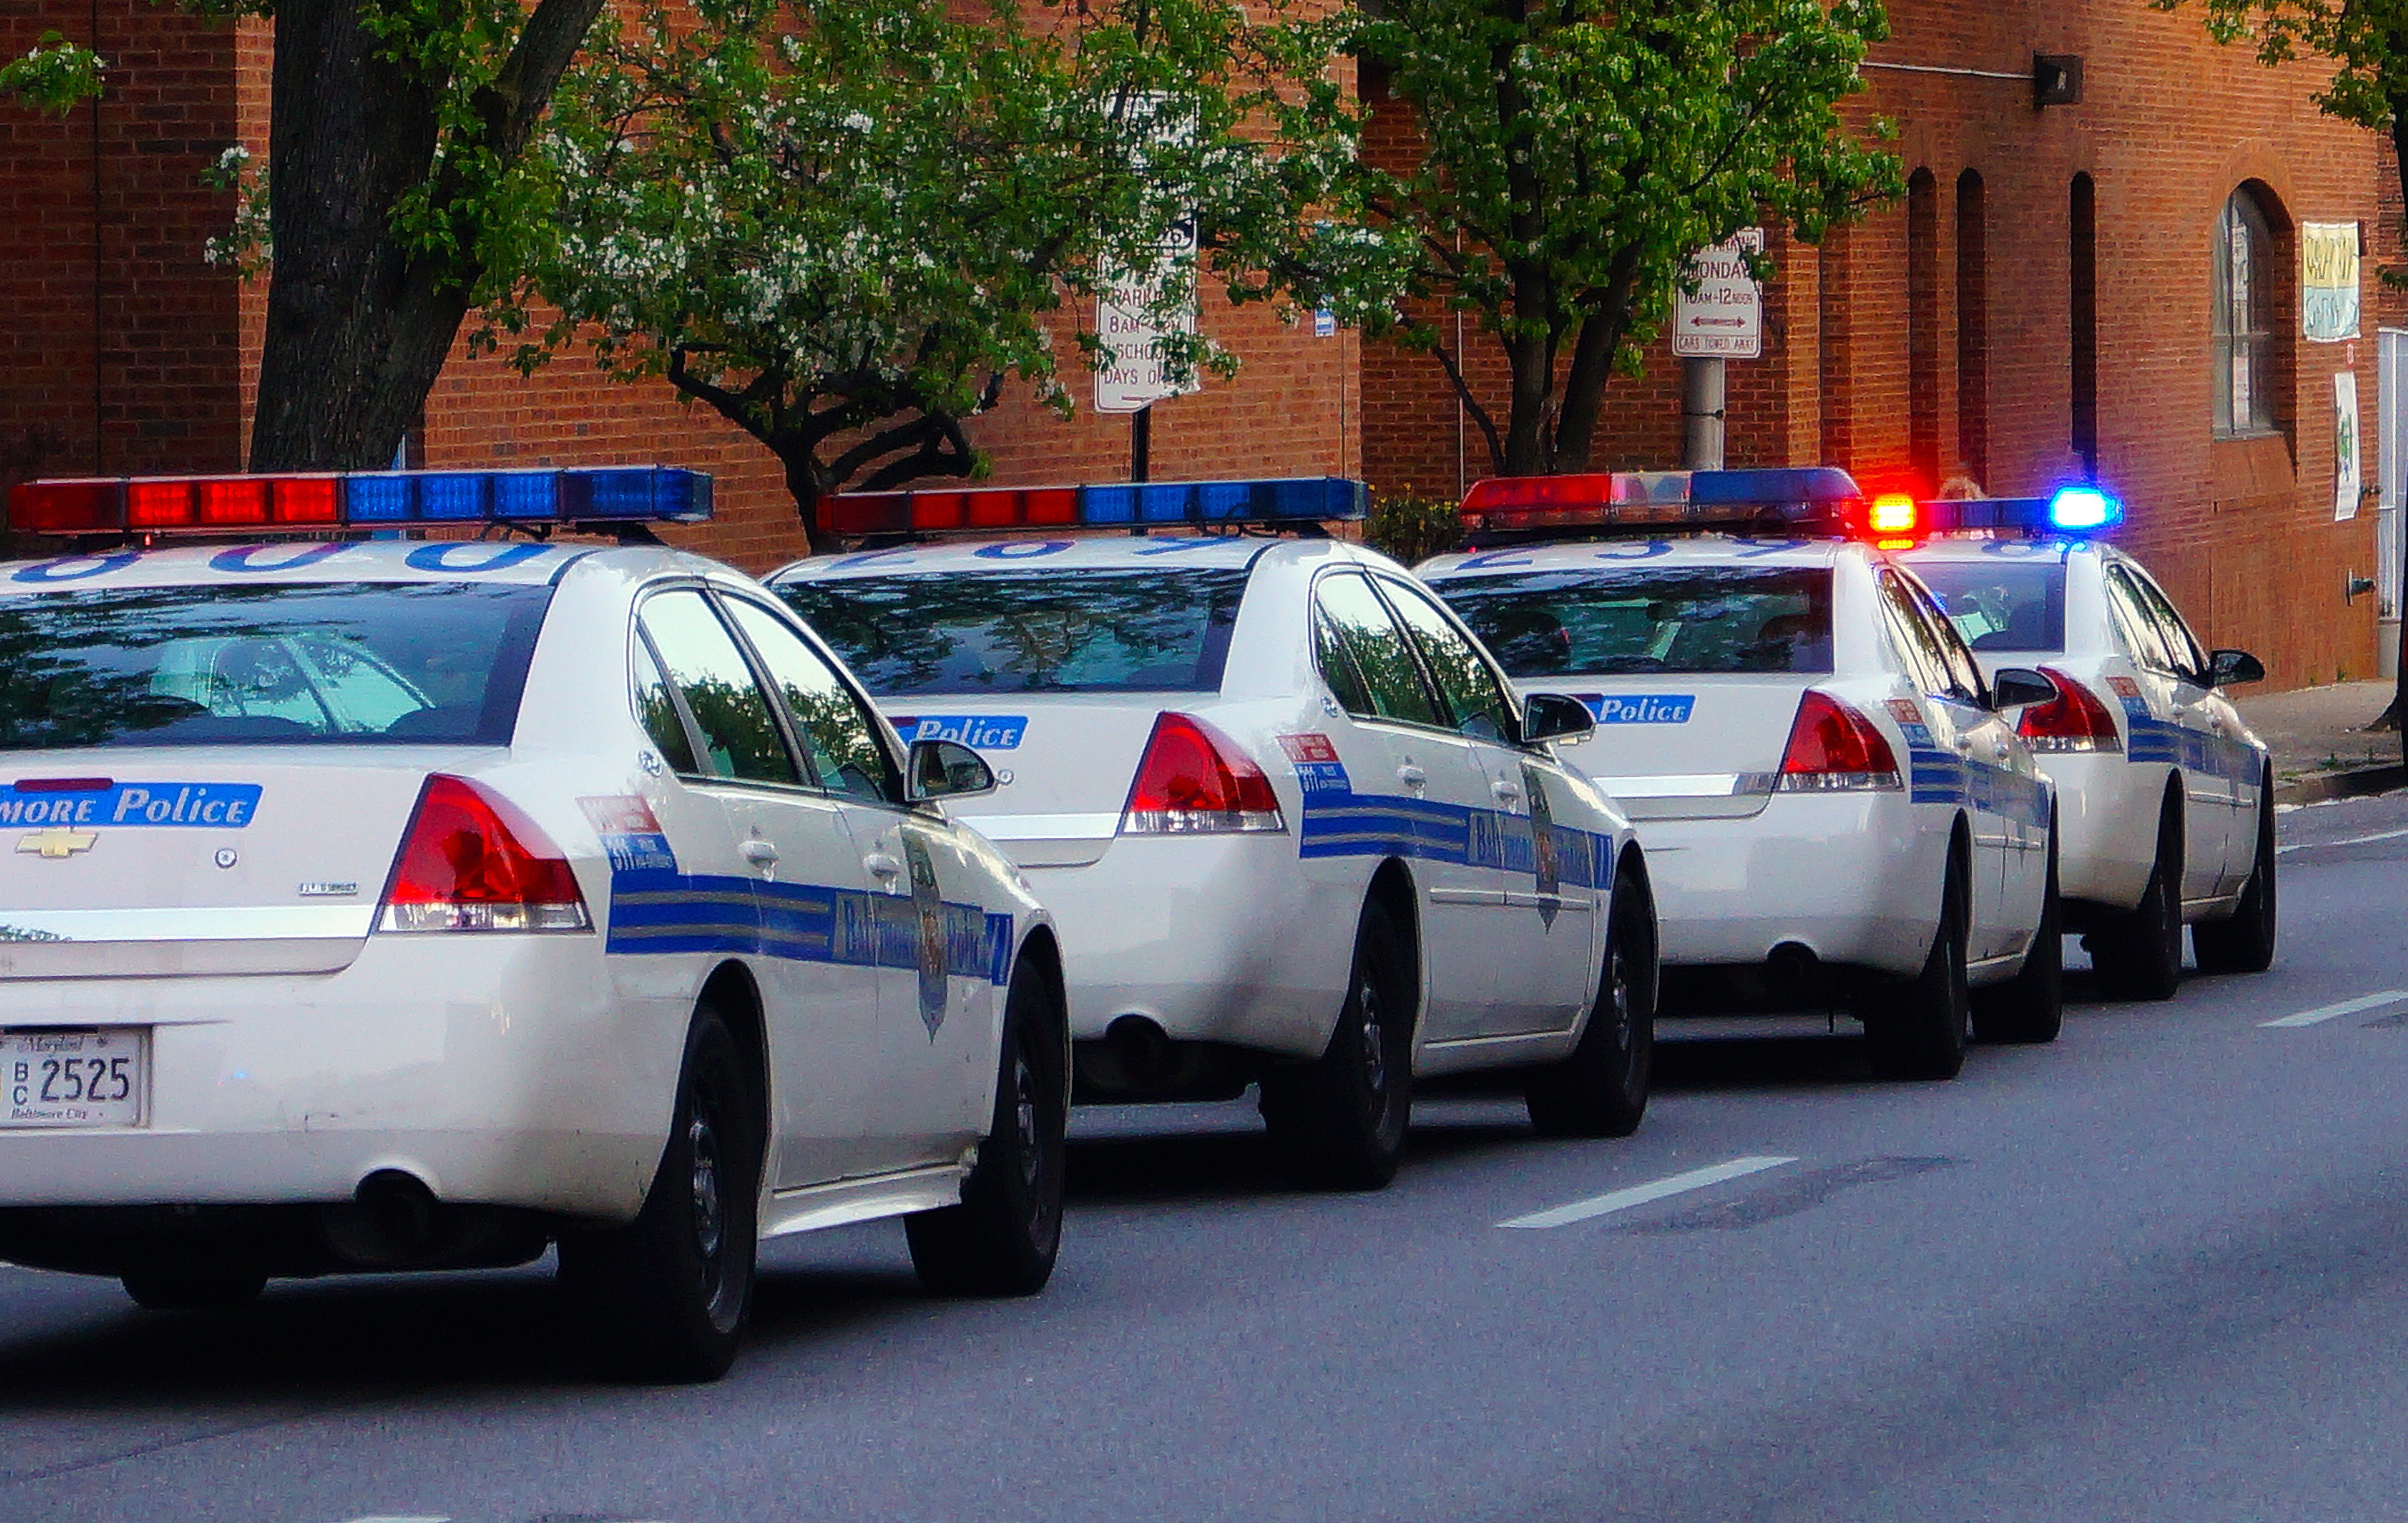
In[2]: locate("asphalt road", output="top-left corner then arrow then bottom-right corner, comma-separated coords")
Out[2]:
8,792 -> 2408,1523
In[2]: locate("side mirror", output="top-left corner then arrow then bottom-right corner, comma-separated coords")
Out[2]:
1990,667 -> 2059,711
1521,692 -> 1597,745
905,738 -> 995,802
2209,648 -> 2266,688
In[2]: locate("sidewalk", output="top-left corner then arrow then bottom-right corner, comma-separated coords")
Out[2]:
2230,679 -> 2405,802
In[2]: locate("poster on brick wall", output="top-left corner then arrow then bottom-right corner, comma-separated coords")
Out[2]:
2303,222 -> 2362,343
2336,371 -> 2363,521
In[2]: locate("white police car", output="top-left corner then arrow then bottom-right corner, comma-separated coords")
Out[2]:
1890,489 -> 2274,998
0,467 -> 1065,1382
771,478 -> 1656,1190
1420,469 -> 2062,1080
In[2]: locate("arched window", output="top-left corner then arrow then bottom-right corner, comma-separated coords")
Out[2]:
1907,168 -> 1941,491
1956,169 -> 1988,486
2071,174 -> 2098,479
2214,187 -> 2279,437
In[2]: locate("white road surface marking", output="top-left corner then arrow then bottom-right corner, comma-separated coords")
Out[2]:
1498,1155 -> 1797,1230
2258,990 -> 2408,1028
2278,827 -> 2408,854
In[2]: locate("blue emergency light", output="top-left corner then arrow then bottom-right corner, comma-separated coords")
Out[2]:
1914,488 -> 2125,538
820,477 -> 1366,538
8,466 -> 714,537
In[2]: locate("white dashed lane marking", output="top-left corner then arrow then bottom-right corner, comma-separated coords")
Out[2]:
1498,1155 -> 1797,1230
2259,991 -> 2408,1029
2279,827 -> 2408,854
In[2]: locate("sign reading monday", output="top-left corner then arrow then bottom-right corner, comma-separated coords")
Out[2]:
1673,229 -> 1765,360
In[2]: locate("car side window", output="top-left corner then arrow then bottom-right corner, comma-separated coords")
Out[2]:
1313,572 -> 1445,728
635,588 -> 799,785
1876,572 -> 1952,699
1900,574 -> 1989,705
1376,577 -> 1518,743
630,635 -> 701,775
1313,608 -> 1376,717
720,594 -> 899,807
2125,567 -> 2209,680
2104,567 -> 2179,674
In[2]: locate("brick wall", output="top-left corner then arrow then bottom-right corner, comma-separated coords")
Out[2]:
0,2 -> 243,513
1358,0 -> 2407,690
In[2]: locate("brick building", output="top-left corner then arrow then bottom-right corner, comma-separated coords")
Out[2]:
1363,1 -> 2408,691
2,1 -> 2400,688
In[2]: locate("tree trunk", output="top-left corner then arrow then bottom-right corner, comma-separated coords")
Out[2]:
248,0 -> 601,472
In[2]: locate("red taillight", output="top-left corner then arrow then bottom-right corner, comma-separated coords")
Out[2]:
1776,691 -> 1902,792
377,775 -> 592,932
2018,667 -> 2123,753
1119,712 -> 1287,835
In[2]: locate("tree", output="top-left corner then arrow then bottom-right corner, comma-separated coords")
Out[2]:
6,3 -> 608,474
2152,0 -> 2408,728
514,0 -> 1367,544
1344,0 -> 1903,478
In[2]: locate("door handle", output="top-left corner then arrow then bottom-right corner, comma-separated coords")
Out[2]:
1991,742 -> 2011,762
863,851 -> 902,880
1396,763 -> 1428,789
1952,734 -> 1976,754
739,839 -> 779,868
1492,780 -> 1524,805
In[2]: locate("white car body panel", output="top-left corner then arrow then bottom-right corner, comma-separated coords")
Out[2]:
0,540 -> 1051,1247
771,535 -> 1639,1084
1420,537 -> 2055,992
1897,535 -> 2268,919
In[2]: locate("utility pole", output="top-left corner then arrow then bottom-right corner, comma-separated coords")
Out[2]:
1682,358 -> 1726,470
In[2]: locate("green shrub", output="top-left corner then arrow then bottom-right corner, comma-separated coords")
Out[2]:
1363,487 -> 1463,566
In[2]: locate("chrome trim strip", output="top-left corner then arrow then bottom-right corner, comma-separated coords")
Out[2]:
1592,773 -> 1754,798
0,905 -> 375,942
956,812 -> 1121,841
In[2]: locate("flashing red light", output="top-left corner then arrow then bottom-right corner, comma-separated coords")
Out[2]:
197,477 -> 271,526
6,479 -> 124,535
1119,712 -> 1286,835
818,485 -> 1081,538
1776,691 -> 1902,791
1868,493 -> 1921,535
271,476 -> 342,525
378,775 -> 591,933
2017,667 -> 2125,753
126,478 -> 198,528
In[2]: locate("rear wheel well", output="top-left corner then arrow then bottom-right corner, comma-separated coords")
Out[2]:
1011,925 -> 1070,1056
700,960 -> 769,1157
1366,859 -> 1422,1015
1948,814 -> 1973,923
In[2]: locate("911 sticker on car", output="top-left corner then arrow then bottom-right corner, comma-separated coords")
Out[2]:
1278,733 -> 1352,795
579,796 -> 679,873
0,782 -> 261,829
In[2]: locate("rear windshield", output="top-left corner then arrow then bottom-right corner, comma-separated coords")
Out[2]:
777,568 -> 1248,696
1433,566 -> 1834,677
0,582 -> 552,750
1908,560 -> 2068,652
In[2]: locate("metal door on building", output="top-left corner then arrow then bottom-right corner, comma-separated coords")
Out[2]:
2378,330 -> 2406,678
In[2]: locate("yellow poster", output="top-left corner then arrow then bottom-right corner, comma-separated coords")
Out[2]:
2302,221 -> 2361,342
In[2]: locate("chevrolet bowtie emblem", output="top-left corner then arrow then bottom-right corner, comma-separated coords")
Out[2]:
16,827 -> 96,859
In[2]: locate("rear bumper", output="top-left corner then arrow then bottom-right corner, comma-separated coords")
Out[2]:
0,935 -> 682,1221
1022,832 -> 1358,1062
1639,793 -> 1941,977
2044,752 -> 2163,912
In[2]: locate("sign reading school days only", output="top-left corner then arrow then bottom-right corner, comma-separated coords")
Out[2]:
1674,229 -> 1765,360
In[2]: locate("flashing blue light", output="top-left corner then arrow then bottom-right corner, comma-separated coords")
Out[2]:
491,469 -> 561,520
344,473 -> 415,523
1688,467 -> 1863,507
418,472 -> 491,521
2049,486 -> 2120,532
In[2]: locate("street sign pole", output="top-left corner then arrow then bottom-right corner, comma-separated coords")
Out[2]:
1132,405 -> 1152,483
1682,358 -> 1726,471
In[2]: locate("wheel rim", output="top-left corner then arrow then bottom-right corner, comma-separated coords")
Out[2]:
1357,968 -> 1388,1101
1012,1043 -> 1042,1195
689,1109 -> 725,1269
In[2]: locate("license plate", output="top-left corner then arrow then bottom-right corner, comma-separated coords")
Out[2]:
4,1029 -> 146,1128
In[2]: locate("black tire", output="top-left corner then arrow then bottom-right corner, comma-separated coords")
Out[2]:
1526,861 -> 1656,1138
2194,777 -> 2277,974
1864,843 -> 1971,1081
2090,794 -> 2184,1001
1973,831 -> 2064,1045
558,1003 -> 762,1384
1259,897 -> 1415,1191
907,956 -> 1068,1297
120,1264 -> 266,1311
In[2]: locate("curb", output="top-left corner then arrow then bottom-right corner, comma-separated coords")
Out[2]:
2275,763 -> 2408,805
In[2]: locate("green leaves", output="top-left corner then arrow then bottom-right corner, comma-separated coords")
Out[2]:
518,0 -> 1363,535
1346,0 -> 1902,474
0,31 -> 104,117
2150,0 -> 2408,129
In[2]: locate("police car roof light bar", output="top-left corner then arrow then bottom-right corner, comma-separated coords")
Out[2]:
1903,488 -> 2123,540
6,467 -> 714,537
1460,466 -> 1868,540
816,478 -> 1367,539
